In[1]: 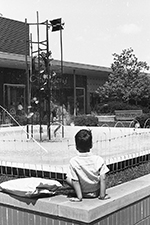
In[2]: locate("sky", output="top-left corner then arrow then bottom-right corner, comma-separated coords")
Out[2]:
1,0 -> 150,69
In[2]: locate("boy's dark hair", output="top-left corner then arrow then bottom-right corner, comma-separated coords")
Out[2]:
75,129 -> 92,152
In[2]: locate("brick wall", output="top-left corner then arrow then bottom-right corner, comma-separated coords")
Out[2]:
0,193 -> 150,224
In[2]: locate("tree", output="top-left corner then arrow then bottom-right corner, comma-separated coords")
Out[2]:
96,48 -> 150,106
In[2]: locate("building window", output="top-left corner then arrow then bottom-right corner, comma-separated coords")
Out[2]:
3,83 -> 25,116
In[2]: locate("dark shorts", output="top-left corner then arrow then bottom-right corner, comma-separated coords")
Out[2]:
83,189 -> 99,198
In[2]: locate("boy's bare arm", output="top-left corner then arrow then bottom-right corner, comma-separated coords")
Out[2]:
99,174 -> 110,200
99,174 -> 106,199
71,180 -> 82,201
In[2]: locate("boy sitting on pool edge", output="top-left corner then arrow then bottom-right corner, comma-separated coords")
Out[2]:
65,129 -> 110,202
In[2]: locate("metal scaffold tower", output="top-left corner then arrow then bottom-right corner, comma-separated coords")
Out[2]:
25,11 -> 64,141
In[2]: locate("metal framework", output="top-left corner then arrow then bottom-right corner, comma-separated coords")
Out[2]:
25,11 -> 64,141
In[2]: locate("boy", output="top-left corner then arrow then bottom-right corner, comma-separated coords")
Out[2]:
66,129 -> 110,202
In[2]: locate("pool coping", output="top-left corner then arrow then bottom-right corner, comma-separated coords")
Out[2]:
0,173 -> 150,223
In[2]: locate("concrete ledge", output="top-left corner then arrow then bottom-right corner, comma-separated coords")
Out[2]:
58,174 -> 150,222
0,174 -> 150,223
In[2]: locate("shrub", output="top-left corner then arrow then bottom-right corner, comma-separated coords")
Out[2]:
94,101 -> 142,114
74,115 -> 99,126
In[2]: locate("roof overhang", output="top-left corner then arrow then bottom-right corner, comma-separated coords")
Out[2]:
0,52 -> 111,78
0,51 -> 30,69
52,60 -> 111,78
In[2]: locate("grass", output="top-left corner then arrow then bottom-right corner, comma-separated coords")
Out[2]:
106,161 -> 150,188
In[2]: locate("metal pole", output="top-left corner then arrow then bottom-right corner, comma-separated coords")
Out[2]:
60,26 -> 64,138
73,69 -> 76,116
25,18 -> 30,139
30,33 -> 34,138
37,11 -> 42,141
46,20 -> 51,140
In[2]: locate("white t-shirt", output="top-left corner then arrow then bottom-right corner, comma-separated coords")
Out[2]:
67,152 -> 109,193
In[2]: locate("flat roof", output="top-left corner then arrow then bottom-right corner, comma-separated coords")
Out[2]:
0,53 -> 149,79
52,60 -> 111,78
0,51 -> 30,69
0,53 -> 111,78
53,59 -> 111,72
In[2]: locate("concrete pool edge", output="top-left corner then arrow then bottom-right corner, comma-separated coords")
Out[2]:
0,174 -> 150,224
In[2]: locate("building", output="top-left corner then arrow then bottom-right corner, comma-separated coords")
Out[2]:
0,16 -> 30,118
0,16 -> 111,120
51,60 -> 111,115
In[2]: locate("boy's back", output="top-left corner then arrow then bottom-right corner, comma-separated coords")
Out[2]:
69,152 -> 109,194
66,129 -> 109,201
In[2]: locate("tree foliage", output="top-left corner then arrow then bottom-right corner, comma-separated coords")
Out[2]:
96,48 -> 150,106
